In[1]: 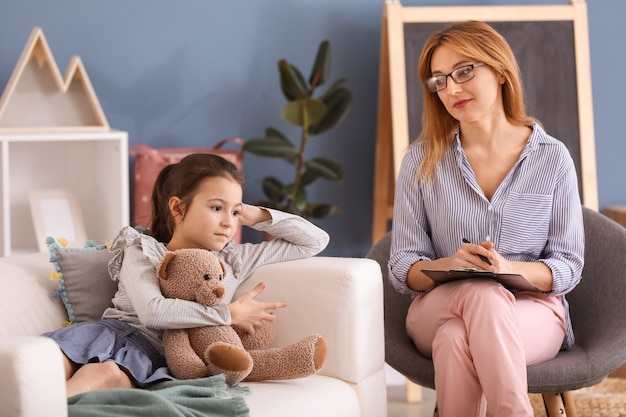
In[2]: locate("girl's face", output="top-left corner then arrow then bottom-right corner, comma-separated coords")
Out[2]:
169,176 -> 243,251
430,45 -> 504,125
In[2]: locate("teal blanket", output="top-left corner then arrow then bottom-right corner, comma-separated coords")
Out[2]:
68,375 -> 249,417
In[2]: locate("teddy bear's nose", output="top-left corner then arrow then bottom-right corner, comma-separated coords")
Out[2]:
214,287 -> 224,298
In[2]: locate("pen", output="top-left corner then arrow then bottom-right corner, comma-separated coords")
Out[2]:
462,238 -> 492,266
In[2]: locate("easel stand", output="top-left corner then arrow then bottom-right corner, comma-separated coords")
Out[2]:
372,0 -> 408,246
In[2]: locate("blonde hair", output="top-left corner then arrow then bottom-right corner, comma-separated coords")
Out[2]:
415,21 -> 537,183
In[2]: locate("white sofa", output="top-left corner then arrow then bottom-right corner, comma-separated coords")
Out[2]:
0,253 -> 387,417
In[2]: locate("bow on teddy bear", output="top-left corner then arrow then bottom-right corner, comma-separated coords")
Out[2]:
157,248 -> 328,386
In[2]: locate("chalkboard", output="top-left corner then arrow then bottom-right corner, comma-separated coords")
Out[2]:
372,1 -> 597,244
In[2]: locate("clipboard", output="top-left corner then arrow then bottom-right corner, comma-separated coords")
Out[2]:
421,269 -> 540,292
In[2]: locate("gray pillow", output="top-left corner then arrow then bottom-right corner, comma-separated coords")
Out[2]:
48,240 -> 117,324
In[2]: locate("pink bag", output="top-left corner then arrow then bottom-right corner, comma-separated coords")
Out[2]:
129,138 -> 244,243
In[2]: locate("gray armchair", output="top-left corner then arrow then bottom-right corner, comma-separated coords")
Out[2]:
367,206 -> 626,417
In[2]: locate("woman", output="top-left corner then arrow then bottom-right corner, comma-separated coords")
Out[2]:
388,21 -> 584,416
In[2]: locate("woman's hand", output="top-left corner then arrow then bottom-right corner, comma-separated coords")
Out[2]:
454,241 -> 495,271
237,204 -> 271,228
227,282 -> 287,335
407,242 -> 494,291
480,242 -> 553,291
411,241 -> 553,292
478,241 -> 510,273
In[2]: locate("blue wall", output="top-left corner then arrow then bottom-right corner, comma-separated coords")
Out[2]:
0,0 -> 623,257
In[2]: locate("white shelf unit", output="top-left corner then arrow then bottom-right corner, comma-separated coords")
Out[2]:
0,129 -> 129,256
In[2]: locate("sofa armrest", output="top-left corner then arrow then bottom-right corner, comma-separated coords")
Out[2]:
234,257 -> 385,384
0,336 -> 67,417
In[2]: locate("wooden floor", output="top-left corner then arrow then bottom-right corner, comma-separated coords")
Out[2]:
386,367 -> 626,417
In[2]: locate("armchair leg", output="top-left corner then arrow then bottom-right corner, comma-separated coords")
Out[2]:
542,391 -> 578,417
406,379 -> 423,403
562,391 -> 578,417
543,392 -> 565,416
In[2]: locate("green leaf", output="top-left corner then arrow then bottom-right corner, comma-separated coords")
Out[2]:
265,127 -> 290,143
279,60 -> 308,101
317,78 -> 349,101
309,86 -> 352,135
282,98 -> 326,127
309,40 -> 330,88
284,202 -> 304,217
304,157 -> 344,181
308,203 -> 340,219
243,137 -> 298,162
300,170 -> 319,187
262,177 -> 287,203
286,183 -> 307,211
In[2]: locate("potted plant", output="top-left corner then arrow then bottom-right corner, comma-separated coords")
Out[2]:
243,40 -> 352,219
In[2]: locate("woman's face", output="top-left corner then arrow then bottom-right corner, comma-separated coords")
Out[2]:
430,45 -> 504,125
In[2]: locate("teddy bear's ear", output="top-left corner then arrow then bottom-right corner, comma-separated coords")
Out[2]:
158,252 -> 177,280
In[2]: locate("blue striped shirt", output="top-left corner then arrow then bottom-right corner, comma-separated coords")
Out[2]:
389,123 -> 584,349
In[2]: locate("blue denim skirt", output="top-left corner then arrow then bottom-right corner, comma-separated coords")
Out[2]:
42,318 -> 175,387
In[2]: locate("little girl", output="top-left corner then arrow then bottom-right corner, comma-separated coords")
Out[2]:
43,153 -> 330,397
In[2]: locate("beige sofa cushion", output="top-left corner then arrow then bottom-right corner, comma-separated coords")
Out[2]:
0,253 -> 66,337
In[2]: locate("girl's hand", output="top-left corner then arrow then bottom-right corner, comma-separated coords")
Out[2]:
237,204 -> 271,227
227,282 -> 287,335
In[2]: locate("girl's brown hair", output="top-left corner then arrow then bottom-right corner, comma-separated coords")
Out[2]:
415,20 -> 537,182
149,153 -> 246,243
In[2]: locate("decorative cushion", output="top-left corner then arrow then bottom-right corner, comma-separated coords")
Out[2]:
47,238 -> 117,325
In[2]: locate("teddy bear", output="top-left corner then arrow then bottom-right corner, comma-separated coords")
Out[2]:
157,248 -> 328,386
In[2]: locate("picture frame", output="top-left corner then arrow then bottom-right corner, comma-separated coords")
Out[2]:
29,188 -> 87,252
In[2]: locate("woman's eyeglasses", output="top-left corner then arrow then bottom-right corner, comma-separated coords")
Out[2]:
425,62 -> 487,93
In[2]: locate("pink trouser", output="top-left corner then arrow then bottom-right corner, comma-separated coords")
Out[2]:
406,279 -> 566,417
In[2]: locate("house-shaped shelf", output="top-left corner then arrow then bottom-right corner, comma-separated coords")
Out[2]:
0,27 -> 109,132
